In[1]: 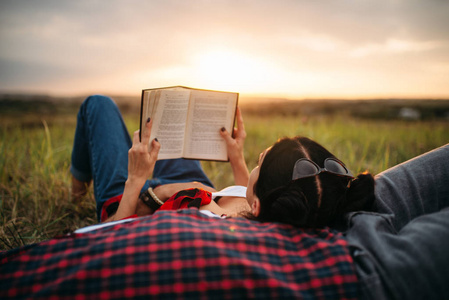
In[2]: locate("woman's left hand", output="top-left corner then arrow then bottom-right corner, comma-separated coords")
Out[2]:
220,107 -> 246,164
219,107 -> 249,185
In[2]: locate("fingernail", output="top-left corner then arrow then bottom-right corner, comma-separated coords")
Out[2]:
147,117 -> 151,123
154,137 -> 158,142
220,127 -> 225,132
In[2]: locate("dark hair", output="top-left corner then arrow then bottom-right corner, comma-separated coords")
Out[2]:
252,136 -> 375,228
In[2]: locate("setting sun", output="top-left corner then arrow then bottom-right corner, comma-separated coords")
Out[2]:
192,50 -> 278,94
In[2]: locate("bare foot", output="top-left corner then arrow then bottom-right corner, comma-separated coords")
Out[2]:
71,176 -> 91,202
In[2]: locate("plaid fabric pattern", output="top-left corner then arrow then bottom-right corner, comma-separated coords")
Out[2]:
0,209 -> 359,299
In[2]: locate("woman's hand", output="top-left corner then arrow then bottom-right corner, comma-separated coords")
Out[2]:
220,107 -> 246,163
127,119 -> 160,186
219,107 -> 249,185
105,119 -> 160,222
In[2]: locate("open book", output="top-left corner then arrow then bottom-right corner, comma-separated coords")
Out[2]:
140,86 -> 238,161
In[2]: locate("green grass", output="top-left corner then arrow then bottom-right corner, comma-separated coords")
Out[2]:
1,110 -> 448,250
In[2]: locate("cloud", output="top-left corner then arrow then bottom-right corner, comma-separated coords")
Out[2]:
0,0 -> 448,97
350,39 -> 448,57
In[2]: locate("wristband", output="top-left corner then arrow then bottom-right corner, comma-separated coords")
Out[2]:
139,187 -> 164,211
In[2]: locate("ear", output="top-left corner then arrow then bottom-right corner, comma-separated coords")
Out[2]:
252,197 -> 261,217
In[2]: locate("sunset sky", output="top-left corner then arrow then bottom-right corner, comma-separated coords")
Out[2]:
1,0 -> 449,99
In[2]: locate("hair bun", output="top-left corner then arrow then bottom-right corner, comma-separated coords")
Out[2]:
338,172 -> 375,214
260,185 -> 310,227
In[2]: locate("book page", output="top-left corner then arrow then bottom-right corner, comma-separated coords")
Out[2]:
143,89 -> 191,160
184,90 -> 237,161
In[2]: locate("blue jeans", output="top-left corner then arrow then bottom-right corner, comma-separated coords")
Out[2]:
70,95 -> 214,221
345,144 -> 449,300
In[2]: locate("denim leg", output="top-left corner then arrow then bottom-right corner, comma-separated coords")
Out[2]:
70,95 -> 132,219
347,209 -> 449,300
373,143 -> 449,230
151,159 -> 214,188
346,144 -> 449,299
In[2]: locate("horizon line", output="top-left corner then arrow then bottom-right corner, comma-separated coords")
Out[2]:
1,89 -> 449,102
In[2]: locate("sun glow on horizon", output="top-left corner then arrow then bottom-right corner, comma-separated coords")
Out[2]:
128,44 -> 449,100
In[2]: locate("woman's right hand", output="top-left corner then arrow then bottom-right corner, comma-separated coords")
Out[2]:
127,119 -> 160,185
219,107 -> 250,185
106,119 -> 160,222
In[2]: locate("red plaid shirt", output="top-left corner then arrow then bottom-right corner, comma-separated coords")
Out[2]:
0,209 -> 359,299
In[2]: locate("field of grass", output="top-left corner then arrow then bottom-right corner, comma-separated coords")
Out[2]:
1,101 -> 449,250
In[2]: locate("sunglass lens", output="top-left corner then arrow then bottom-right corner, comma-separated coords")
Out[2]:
325,159 -> 348,175
293,160 -> 319,179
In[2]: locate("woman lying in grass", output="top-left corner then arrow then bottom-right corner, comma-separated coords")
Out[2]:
71,95 -> 250,222
71,95 -> 373,225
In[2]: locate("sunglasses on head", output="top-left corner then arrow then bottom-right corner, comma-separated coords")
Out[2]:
292,157 -> 354,181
